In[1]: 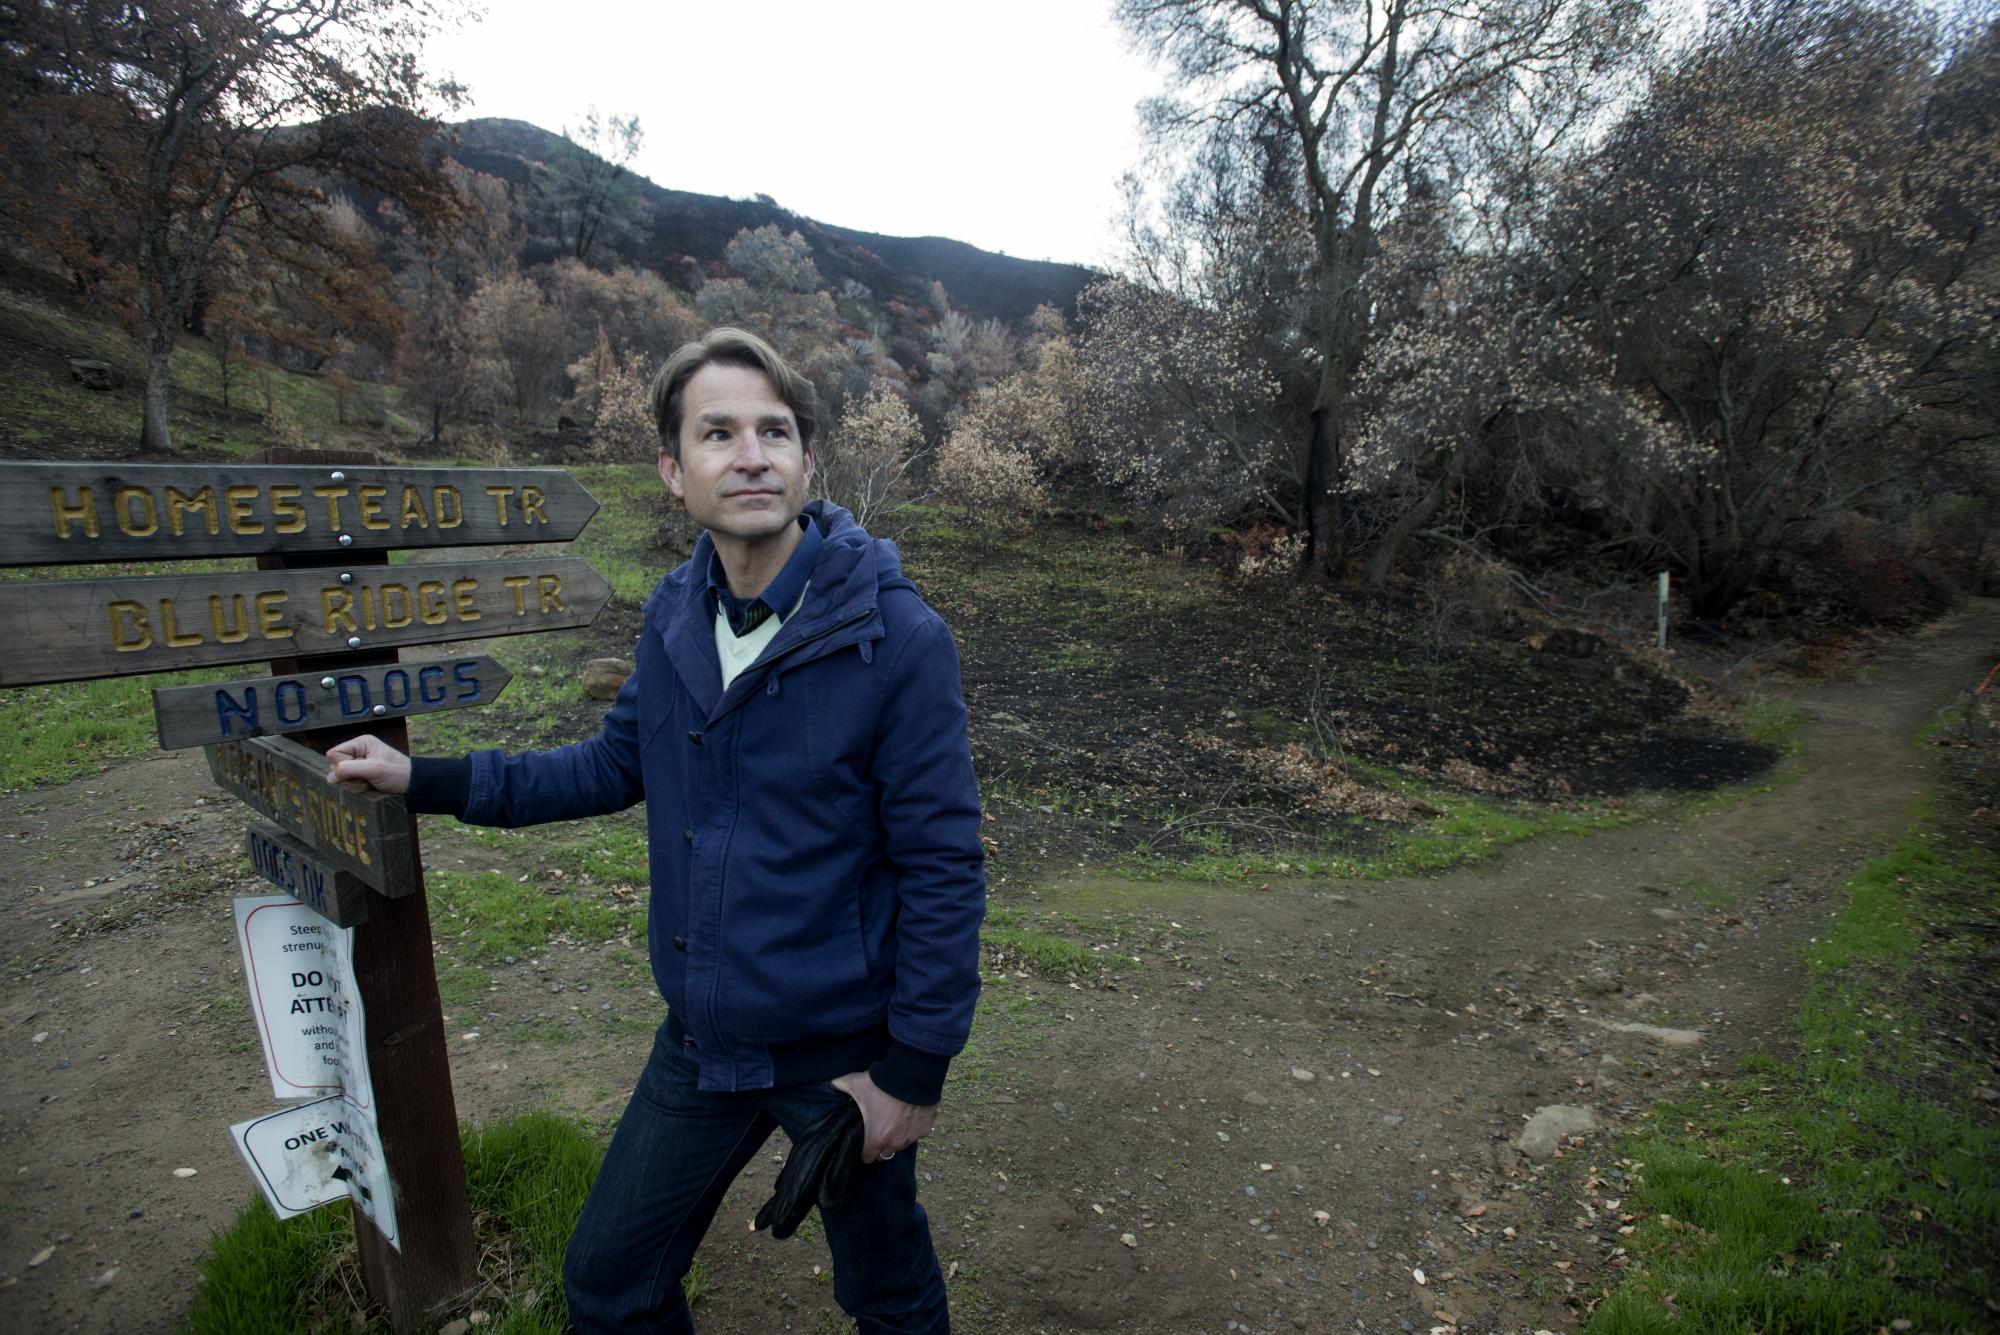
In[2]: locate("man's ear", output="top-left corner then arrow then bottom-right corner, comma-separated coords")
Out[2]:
802,445 -> 815,486
658,447 -> 684,499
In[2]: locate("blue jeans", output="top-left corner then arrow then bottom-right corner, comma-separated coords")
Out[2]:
563,1018 -> 950,1334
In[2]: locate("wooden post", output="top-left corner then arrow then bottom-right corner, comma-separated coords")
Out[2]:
1657,571 -> 1670,652
258,449 -> 476,1329
1,452 -> 607,1329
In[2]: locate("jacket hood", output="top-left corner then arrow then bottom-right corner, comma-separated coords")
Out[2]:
652,499 -> 913,626
647,499 -> 915,722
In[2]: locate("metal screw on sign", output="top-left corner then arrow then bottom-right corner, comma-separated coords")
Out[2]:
340,573 -> 353,584
348,636 -> 362,648
339,534 -> 354,547
321,677 -> 336,689
372,705 -> 387,716
331,471 -> 346,482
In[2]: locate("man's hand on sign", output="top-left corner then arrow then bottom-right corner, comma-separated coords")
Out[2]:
830,1070 -> 937,1164
324,734 -> 412,794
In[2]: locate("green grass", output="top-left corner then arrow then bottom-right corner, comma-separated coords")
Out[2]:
1115,769 -> 1631,882
1585,821 -> 2000,1334
0,663 -> 227,790
1737,696 -> 1806,754
567,464 -> 677,607
185,1112 -> 704,1334
428,869 -> 640,964
981,906 -> 1134,976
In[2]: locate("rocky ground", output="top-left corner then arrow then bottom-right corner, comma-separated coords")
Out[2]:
0,602 -> 1992,1334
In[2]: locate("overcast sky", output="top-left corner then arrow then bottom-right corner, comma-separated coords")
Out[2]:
429,0 -> 1165,269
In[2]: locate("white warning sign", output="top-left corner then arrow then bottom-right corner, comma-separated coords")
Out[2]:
230,1096 -> 347,1218
231,895 -> 397,1247
233,895 -> 342,1098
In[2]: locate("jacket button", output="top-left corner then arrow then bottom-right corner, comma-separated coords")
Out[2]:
682,829 -> 694,843
671,936 -> 688,951
686,730 -> 703,746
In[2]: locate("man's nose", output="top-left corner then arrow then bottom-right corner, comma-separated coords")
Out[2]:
728,436 -> 772,471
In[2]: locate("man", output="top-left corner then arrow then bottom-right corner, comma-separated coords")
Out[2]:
325,327 -> 983,1334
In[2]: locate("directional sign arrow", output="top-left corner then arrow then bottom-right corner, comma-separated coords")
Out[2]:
0,557 -> 610,686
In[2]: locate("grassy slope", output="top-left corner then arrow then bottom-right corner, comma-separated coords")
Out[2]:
0,287 -> 410,457
1585,801 -> 2000,1333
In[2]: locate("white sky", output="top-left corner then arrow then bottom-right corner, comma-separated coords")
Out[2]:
429,0 -> 1165,269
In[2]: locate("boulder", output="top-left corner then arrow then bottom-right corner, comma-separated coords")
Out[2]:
581,658 -> 633,700
1515,1104 -> 1600,1162
69,359 -> 115,390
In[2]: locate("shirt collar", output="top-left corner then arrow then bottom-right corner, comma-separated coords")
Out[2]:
706,515 -> 822,634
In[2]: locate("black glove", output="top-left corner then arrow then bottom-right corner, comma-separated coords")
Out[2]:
754,1098 -> 865,1240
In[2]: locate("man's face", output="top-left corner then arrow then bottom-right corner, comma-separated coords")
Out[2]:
659,363 -> 814,546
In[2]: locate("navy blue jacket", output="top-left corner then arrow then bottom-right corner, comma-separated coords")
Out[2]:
435,502 -> 983,1101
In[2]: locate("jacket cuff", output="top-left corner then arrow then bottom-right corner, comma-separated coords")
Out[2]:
406,756 -> 472,817
870,1040 -> 951,1106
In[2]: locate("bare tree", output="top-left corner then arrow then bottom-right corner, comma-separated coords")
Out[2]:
540,109 -> 645,263
0,0 -> 462,453
1116,0 -> 1650,567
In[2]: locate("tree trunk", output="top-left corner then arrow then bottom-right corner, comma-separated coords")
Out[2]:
139,340 -> 175,454
1306,366 -> 1351,576
1365,464 -> 1455,587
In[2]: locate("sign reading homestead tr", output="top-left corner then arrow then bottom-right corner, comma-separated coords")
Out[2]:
0,457 -> 610,1330
0,462 -> 597,564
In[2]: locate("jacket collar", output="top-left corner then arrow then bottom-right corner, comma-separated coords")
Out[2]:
657,501 -> 888,721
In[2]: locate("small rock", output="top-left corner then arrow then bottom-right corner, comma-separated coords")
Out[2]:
1243,1091 -> 1270,1106
1119,1232 -> 1137,1248
1515,1104 -> 1601,1162
127,1209 -> 143,1219
1290,1067 -> 1316,1082
1576,972 -> 1623,996
28,1246 -> 53,1268
581,659 -> 633,699
1650,908 -> 1683,921
90,1267 -> 118,1290
439,1321 -> 471,1335
172,1167 -> 197,1179
1583,1018 -> 1703,1048
1975,1086 -> 1999,1103
1051,1101 -> 1069,1115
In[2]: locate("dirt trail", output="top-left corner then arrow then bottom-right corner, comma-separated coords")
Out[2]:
0,603 -> 1992,1334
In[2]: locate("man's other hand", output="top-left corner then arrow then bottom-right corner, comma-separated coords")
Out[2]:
324,735 -> 412,794
830,1071 -> 936,1164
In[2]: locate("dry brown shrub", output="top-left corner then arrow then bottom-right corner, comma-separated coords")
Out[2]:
932,418 -> 1047,517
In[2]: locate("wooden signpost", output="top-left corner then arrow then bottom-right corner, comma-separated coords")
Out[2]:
0,454 -> 611,1330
